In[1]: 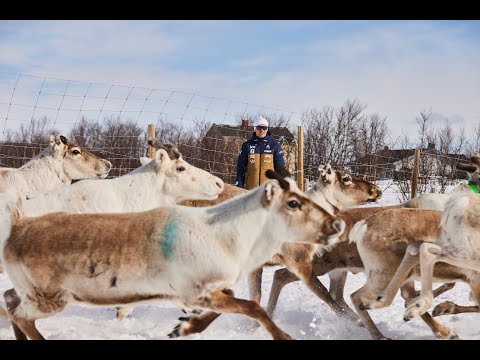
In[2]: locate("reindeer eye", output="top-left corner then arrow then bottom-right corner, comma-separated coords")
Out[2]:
72,150 -> 80,155
287,200 -> 300,209
177,166 -> 186,172
327,169 -> 331,174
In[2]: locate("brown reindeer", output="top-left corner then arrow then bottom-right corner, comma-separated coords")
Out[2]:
248,164 -> 383,308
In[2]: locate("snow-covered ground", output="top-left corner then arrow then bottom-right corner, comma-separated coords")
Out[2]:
1,181 -> 478,340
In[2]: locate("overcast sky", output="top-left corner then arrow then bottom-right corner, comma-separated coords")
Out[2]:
1,20 -> 479,141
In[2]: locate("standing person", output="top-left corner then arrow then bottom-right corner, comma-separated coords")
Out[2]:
235,115 -> 286,189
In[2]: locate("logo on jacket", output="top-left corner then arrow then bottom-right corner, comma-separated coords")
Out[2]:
250,148 -> 255,154
266,145 -> 270,149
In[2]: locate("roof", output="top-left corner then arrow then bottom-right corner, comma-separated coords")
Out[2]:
204,124 -> 295,142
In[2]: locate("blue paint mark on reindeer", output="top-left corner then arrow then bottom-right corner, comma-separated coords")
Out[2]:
161,215 -> 180,260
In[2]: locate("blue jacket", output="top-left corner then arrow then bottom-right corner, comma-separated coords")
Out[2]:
235,132 -> 285,188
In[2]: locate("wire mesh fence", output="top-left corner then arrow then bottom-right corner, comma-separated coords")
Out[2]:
0,73 -> 473,200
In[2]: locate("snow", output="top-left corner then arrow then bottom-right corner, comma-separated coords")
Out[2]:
1,181 -> 479,340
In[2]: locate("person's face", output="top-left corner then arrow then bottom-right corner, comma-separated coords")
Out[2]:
255,125 -> 268,138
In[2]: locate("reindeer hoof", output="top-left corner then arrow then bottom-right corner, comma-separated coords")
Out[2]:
434,329 -> 459,340
167,324 -> 181,338
168,316 -> 193,338
432,302 -> 455,317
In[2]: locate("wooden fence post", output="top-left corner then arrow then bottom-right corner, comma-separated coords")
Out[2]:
297,125 -> 304,192
148,124 -> 156,159
411,148 -> 420,199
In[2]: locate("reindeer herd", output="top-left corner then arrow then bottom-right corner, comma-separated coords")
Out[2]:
0,134 -> 479,340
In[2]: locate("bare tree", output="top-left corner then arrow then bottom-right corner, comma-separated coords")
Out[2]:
70,116 -> 144,177
465,120 -> 480,156
303,107 -> 334,181
327,99 -> 364,166
435,119 -> 467,193
0,117 -> 59,168
416,108 -> 434,149
352,113 -> 389,181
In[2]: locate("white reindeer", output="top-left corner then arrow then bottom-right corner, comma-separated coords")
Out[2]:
402,155 -> 479,210
19,139 -> 224,217
0,169 -> 345,340
0,135 -> 112,196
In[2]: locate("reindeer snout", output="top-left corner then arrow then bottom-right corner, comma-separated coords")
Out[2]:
370,186 -> 382,200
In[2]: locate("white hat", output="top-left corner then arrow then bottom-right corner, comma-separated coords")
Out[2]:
254,115 -> 268,128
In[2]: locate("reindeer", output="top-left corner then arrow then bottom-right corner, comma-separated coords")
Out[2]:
342,154 -> 480,339
0,135 -> 111,319
248,164 -> 385,322
402,155 -> 479,211
402,191 -> 480,323
0,139 -> 225,322
0,135 -> 112,197
0,169 -> 345,340
262,157 -> 480,327
20,139 -> 224,217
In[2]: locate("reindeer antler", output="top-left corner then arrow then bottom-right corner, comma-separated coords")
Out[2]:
147,139 -> 181,160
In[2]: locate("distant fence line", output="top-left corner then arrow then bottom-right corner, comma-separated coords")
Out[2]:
0,73 -> 472,200
0,122 -> 470,202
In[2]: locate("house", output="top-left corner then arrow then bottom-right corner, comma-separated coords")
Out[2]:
375,143 -> 468,181
201,120 -> 297,185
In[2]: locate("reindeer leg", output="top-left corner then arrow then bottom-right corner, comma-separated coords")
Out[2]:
350,286 -> 390,340
433,302 -> 480,317
4,289 -> 27,340
365,242 -> 421,309
400,281 -> 457,339
4,288 -> 40,340
433,275 -> 480,317
248,267 -> 263,304
181,289 -> 293,340
404,243 -> 443,320
265,267 -> 300,318
5,286 -> 69,340
328,270 -> 359,321
168,289 -> 233,338
292,262 -> 359,323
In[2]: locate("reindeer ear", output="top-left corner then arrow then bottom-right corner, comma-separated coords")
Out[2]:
263,181 -> 280,208
275,165 -> 292,179
266,170 -> 290,190
50,134 -> 65,157
139,157 -> 153,166
152,149 -> 170,172
60,135 -> 68,145
53,135 -> 63,145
